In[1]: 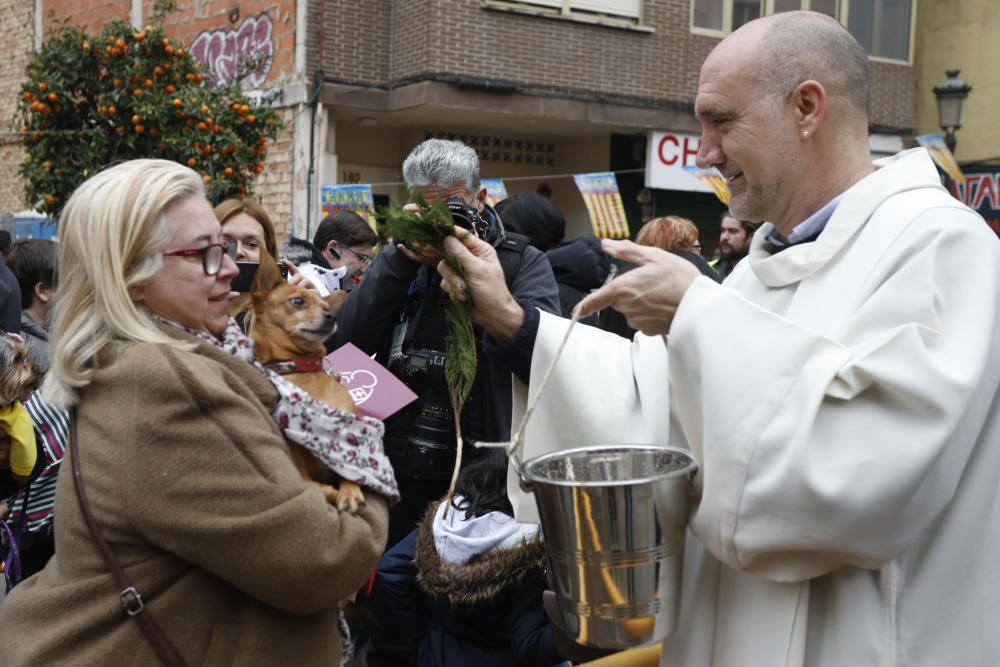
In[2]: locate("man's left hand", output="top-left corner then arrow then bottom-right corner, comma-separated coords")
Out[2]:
577,240 -> 701,335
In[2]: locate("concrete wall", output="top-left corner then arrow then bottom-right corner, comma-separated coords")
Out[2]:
914,0 -> 999,164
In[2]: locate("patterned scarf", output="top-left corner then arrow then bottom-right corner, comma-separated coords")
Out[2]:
154,316 -> 399,503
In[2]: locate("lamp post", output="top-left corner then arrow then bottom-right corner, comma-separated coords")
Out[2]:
932,70 -> 972,153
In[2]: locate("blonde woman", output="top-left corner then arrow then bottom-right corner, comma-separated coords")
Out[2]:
0,160 -> 396,665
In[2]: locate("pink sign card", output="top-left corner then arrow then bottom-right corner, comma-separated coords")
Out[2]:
324,343 -> 417,421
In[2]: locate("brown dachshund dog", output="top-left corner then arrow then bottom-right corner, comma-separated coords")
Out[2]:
248,252 -> 366,513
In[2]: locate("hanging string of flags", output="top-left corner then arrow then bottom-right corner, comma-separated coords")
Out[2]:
320,170 -> 634,239
571,172 -> 630,239
321,184 -> 375,225
683,166 -> 732,206
915,133 -> 965,183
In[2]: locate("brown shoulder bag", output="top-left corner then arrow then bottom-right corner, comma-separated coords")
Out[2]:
70,410 -> 188,667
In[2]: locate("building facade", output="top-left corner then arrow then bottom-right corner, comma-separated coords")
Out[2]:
0,0 -> 922,245
913,0 -> 999,236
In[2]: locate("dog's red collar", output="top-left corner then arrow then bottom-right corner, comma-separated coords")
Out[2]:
263,357 -> 326,375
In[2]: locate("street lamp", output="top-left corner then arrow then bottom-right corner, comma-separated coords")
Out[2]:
932,70 -> 972,153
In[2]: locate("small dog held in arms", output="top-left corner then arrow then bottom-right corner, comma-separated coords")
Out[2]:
0,333 -> 42,482
248,252 -> 366,513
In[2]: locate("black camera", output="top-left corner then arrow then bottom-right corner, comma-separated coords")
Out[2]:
446,196 -> 494,241
385,348 -> 458,479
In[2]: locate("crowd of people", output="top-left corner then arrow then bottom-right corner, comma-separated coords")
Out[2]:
1,10 -> 999,667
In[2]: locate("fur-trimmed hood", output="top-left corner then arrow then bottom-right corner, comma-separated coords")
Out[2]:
415,500 -> 546,607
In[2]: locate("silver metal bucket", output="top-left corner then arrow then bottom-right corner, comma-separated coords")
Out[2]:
518,444 -> 697,649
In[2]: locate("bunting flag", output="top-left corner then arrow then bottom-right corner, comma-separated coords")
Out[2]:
480,178 -> 509,208
683,165 -> 731,205
573,172 -> 630,239
915,133 -> 965,184
321,184 -> 375,225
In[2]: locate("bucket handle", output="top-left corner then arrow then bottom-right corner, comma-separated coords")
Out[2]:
480,264 -> 665,483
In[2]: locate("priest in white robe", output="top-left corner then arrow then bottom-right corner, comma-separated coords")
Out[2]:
437,11 -> 1000,667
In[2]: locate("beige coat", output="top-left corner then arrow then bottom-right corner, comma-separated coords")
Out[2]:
0,326 -> 388,665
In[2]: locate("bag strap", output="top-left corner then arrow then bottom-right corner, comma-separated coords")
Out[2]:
1,519 -> 22,592
2,473 -> 32,592
69,410 -> 188,667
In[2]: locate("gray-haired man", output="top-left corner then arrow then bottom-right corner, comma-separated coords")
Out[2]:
331,138 -> 560,546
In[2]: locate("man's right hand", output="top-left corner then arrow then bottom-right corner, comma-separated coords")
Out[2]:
438,229 -> 525,343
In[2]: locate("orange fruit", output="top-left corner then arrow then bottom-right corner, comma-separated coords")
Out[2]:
203,175 -> 211,184
133,32 -> 145,42
47,92 -> 56,102
38,83 -> 47,93
223,167 -> 233,177
245,114 -> 255,124
149,127 -> 157,137
162,38 -> 170,47
165,45 -> 174,55
108,105 -> 116,114
200,105 -> 209,114
134,125 -> 145,134
144,79 -> 153,89
45,195 -> 56,206
176,48 -> 185,57
131,114 -> 141,124
82,42 -> 89,51
197,122 -> 207,131
187,158 -> 197,167
165,84 -> 176,93
42,161 -> 52,170
154,66 -> 163,77
115,39 -> 125,48
113,78 -> 122,88
172,98 -> 182,107
22,92 -> 33,101
240,104 -> 250,115
133,88 -> 142,97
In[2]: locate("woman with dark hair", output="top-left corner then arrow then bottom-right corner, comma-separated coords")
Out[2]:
371,448 -> 559,667
497,193 -> 609,325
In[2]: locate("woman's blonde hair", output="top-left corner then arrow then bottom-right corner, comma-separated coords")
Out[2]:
636,216 -> 700,252
214,197 -> 278,259
44,159 -> 206,407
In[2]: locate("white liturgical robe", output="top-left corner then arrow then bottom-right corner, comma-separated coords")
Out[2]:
509,149 -> 1000,666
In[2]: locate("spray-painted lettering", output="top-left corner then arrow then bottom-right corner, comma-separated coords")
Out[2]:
190,13 -> 274,88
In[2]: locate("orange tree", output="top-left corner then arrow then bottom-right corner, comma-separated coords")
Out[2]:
15,20 -> 283,216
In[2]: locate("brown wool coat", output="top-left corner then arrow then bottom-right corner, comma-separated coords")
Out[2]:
0,327 -> 388,666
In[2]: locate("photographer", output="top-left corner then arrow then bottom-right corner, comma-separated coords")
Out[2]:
330,139 -> 559,548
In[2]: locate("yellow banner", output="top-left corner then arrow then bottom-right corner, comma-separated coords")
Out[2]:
573,172 -> 630,239
683,166 -> 731,205
915,133 -> 965,184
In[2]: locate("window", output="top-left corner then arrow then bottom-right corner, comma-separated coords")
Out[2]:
691,0 -> 914,62
504,0 -> 642,22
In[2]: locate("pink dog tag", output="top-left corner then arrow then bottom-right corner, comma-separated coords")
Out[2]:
323,343 -> 417,421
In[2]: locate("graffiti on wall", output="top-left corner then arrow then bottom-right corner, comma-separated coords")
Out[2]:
190,13 -> 274,88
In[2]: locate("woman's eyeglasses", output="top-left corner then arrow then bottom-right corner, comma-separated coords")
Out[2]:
163,241 -> 238,276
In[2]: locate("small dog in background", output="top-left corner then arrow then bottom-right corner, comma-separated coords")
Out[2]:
0,333 -> 41,481
249,251 -> 367,513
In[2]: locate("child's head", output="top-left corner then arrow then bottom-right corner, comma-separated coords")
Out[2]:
452,448 -> 513,520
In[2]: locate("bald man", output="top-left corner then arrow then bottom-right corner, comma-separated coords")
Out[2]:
433,11 -> 1000,667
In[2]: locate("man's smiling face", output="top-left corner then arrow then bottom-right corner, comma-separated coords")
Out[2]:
694,35 -> 801,225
